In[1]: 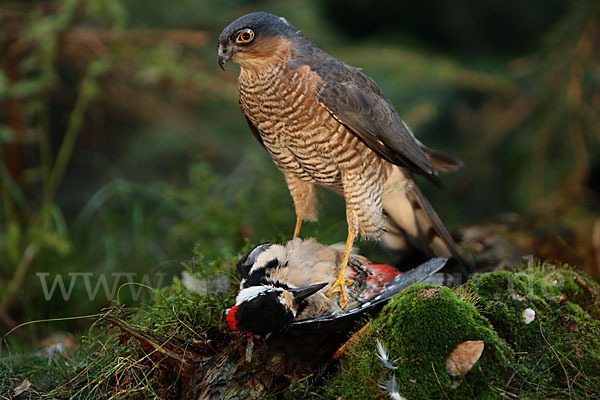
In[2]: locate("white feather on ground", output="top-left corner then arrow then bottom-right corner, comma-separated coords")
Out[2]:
376,339 -> 398,370
377,376 -> 406,400
375,340 -> 406,400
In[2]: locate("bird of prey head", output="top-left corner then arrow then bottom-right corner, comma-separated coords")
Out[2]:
217,12 -> 301,70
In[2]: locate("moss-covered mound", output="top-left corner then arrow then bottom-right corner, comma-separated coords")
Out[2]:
5,262 -> 598,399
324,285 -> 514,399
325,264 -> 600,399
466,264 -> 600,397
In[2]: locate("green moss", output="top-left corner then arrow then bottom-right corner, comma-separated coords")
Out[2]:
466,263 -> 600,398
325,285 -> 514,399
23,256 -> 240,399
326,264 -> 600,399
140,273 -> 236,339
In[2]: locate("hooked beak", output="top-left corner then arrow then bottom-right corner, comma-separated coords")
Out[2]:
217,43 -> 233,71
290,282 -> 328,303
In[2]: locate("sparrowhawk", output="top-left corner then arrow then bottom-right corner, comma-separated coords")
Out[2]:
218,12 -> 470,303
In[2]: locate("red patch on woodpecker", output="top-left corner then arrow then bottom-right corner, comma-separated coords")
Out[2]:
366,261 -> 401,285
226,305 -> 240,332
227,305 -> 254,337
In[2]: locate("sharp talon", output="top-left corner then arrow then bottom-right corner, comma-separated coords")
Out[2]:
326,277 -> 349,305
320,303 -> 328,314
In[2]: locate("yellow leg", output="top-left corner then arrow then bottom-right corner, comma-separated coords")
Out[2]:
293,214 -> 303,239
325,227 -> 357,305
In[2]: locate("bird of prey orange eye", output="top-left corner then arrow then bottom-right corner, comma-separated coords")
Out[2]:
218,12 -> 471,304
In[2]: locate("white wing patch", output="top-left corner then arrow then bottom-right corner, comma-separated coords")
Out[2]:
236,285 -> 277,304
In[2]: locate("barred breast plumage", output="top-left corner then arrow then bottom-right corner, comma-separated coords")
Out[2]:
239,54 -> 392,238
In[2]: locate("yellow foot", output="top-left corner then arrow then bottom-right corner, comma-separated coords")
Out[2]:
321,279 -> 353,313
324,227 -> 357,310
319,302 -> 328,314
326,277 -> 349,308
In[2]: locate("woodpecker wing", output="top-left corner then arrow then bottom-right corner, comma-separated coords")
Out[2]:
292,257 -> 448,325
368,257 -> 449,301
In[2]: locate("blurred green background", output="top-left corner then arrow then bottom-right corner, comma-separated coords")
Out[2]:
1,0 -> 599,350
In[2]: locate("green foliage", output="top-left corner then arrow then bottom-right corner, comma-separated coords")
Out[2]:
0,0 -> 117,320
1,0 -> 302,330
138,264 -> 237,338
1,255 -> 236,399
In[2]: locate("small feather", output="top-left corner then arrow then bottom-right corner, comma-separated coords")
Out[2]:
376,339 -> 397,370
182,271 -> 230,295
377,375 -> 405,400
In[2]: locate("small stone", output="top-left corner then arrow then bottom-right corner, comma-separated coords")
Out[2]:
445,340 -> 485,377
523,308 -> 535,324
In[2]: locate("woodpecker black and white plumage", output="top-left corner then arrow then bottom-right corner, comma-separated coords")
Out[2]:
227,238 -> 447,337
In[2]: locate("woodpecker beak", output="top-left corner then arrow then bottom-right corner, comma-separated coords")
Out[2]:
217,43 -> 233,70
290,282 -> 328,303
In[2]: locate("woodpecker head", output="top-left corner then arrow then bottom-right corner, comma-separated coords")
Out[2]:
228,241 -> 328,336
227,282 -> 327,336
217,12 -> 300,71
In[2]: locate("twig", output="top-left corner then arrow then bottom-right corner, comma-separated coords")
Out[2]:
431,361 -> 450,400
539,323 -> 571,398
2,312 -> 104,339
333,321 -> 371,360
53,332 -> 118,393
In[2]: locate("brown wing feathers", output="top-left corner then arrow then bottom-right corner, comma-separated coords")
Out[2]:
314,63 -> 438,180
